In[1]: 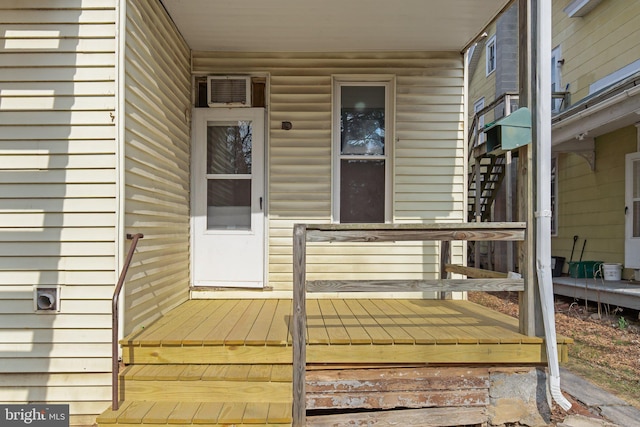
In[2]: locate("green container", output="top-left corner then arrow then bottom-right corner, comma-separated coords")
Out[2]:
568,261 -> 602,279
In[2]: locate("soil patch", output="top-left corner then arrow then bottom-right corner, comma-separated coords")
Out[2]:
468,291 -> 640,424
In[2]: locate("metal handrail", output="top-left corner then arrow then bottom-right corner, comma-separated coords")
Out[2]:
111,233 -> 143,411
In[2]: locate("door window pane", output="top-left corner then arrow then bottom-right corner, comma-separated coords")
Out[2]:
207,179 -> 251,230
207,122 -> 252,174
340,160 -> 385,223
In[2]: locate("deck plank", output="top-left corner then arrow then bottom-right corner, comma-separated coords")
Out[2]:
201,299 -> 253,345
142,401 -> 177,424
179,365 -> 208,380
357,299 -> 415,344
129,364 -> 184,381
181,300 -> 239,345
158,300 -> 220,346
265,299 -> 293,346
218,402 -> 246,423
123,345 -> 292,364
344,299 -> 394,344
248,364 -> 273,381
418,302 -> 491,344
192,402 -> 223,424
331,299 -> 372,344
306,299 -> 330,344
96,401 -> 132,424
224,300 -> 266,346
243,402 -> 270,423
267,402 -> 293,423
123,379 -> 292,403
397,300 -> 475,344
117,400 -> 155,423
317,299 -> 352,344
245,299 -> 279,345
122,301 -> 194,345
128,300 -> 210,346
166,401 -> 200,424
370,300 -> 439,344
202,364 -> 229,381
307,342 -> 551,364
225,365 -> 251,381
271,364 -> 293,382
452,300 -> 543,344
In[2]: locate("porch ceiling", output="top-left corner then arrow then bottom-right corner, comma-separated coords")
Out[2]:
160,0 -> 511,52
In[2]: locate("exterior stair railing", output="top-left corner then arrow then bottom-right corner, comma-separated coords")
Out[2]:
111,233 -> 144,411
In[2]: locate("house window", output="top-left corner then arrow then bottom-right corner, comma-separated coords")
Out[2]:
551,156 -> 558,236
486,35 -> 496,76
333,79 -> 393,223
473,98 -> 486,144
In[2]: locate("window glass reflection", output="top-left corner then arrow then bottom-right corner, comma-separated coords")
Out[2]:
207,122 -> 252,175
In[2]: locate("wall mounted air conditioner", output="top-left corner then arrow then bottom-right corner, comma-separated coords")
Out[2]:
207,76 -> 251,107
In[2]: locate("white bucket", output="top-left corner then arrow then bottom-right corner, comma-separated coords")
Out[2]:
601,263 -> 622,281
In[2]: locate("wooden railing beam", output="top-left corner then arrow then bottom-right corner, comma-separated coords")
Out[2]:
307,279 -> 524,293
306,228 -> 524,243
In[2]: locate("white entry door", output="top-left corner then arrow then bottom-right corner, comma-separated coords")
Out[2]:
625,152 -> 640,269
192,108 -> 265,287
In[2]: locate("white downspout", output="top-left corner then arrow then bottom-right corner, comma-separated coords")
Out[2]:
534,0 -> 572,411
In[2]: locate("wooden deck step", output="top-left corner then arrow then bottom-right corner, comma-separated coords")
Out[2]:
120,364 -> 292,403
123,364 -> 293,382
97,401 -> 292,426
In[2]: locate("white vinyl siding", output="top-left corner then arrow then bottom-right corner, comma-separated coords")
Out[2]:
192,52 -> 466,291
0,1 -> 117,425
123,0 -> 192,334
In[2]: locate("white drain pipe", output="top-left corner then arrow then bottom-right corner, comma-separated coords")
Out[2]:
533,0 -> 572,411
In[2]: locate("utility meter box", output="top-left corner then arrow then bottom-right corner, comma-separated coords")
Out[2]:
484,107 -> 532,155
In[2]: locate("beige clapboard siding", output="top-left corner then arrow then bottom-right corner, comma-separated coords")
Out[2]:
122,0 -> 191,335
193,51 -> 465,290
0,0 -> 118,421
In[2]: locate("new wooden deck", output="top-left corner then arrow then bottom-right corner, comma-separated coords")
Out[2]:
120,299 -> 570,365
98,299 -> 571,426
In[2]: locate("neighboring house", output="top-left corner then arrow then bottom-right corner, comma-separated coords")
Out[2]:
468,0 -> 640,280
1,1 -> 570,426
550,0 -> 640,280
467,3 -> 521,273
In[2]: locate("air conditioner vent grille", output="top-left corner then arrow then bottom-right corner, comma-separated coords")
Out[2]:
208,76 -> 250,106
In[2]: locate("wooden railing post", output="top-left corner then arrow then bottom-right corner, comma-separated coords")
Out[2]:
292,224 -> 307,427
439,240 -> 451,299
